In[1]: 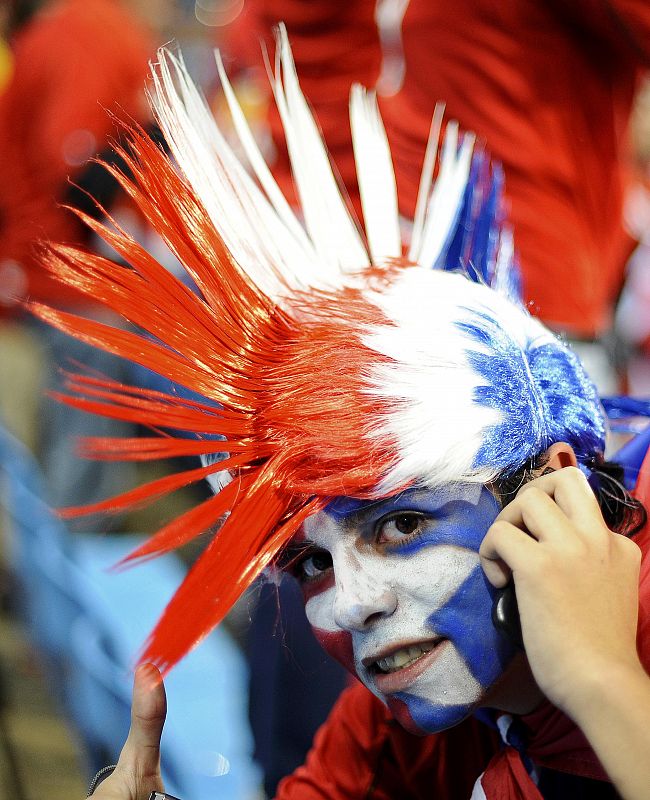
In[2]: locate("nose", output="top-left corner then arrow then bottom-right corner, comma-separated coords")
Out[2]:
333,561 -> 398,632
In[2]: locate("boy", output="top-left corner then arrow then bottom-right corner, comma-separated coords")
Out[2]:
38,32 -> 650,799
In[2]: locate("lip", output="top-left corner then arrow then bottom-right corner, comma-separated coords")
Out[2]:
364,638 -> 448,695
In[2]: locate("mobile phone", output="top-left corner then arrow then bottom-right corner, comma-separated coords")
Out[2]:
491,583 -> 524,649
149,793 -> 183,800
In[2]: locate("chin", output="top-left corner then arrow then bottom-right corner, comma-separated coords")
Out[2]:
386,693 -> 476,735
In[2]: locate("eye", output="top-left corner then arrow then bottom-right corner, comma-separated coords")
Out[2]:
296,549 -> 333,581
377,512 -> 426,543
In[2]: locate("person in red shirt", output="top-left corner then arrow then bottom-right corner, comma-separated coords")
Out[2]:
0,0 -> 172,313
229,0 -> 649,346
0,0 -> 176,507
28,34 -> 650,800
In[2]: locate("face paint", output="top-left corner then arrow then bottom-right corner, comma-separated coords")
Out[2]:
294,484 -> 517,734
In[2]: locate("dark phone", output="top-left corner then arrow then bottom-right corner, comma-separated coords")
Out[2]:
149,793 -> 184,800
491,583 -> 524,649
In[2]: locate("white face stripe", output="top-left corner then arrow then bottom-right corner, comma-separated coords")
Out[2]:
304,540 -> 479,634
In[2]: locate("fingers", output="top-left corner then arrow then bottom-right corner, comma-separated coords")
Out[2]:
91,664 -> 166,800
122,663 -> 167,773
480,466 -> 609,588
480,520 -> 537,588
497,467 -> 606,543
111,663 -> 166,796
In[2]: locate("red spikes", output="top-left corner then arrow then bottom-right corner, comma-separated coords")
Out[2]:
77,436 -> 247,462
117,476 -> 256,566
34,120 -> 402,673
58,456 -> 247,518
138,462 -> 325,675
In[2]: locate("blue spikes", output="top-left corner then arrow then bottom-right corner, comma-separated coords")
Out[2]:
435,147 -> 519,302
468,155 -> 502,287
436,146 -> 481,274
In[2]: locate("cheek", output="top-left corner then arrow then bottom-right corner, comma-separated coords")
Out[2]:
304,582 -> 356,674
427,565 -> 515,686
312,628 -> 356,674
398,545 -> 480,613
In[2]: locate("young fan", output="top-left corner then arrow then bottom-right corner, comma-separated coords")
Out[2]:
36,30 -> 650,800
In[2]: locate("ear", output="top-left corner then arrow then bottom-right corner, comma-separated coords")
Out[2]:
542,441 -> 578,471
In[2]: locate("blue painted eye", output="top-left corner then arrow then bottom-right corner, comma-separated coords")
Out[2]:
378,512 -> 425,543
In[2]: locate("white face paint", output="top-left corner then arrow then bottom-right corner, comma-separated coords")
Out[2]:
293,484 -> 517,734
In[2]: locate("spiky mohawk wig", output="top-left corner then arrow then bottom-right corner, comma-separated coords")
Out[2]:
31,28 -> 605,672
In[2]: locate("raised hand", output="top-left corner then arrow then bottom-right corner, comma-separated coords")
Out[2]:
480,461 -> 642,715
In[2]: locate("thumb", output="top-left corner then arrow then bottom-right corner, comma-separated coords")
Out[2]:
99,663 -> 166,799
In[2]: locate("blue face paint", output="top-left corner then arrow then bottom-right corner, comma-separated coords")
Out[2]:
394,564 -> 516,732
304,484 -> 518,736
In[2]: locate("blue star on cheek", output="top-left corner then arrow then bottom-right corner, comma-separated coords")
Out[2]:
393,568 -> 517,733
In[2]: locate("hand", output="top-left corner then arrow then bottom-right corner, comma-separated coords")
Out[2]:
480,466 -> 643,718
91,663 -> 167,800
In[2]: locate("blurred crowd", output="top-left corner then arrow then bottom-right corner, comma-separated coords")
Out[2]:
1,0 -> 650,796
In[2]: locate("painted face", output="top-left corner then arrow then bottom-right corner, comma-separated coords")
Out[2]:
290,484 -> 517,734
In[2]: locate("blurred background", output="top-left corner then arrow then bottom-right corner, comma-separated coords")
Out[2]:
0,0 -> 649,797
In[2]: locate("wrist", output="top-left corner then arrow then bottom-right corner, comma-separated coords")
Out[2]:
562,656 -> 648,726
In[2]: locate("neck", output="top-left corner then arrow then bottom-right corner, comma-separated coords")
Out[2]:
481,653 -> 544,716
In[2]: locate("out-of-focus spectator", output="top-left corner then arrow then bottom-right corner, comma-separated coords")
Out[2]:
0,0 -> 175,504
616,76 -> 650,395
0,0 -> 43,90
227,0 -> 649,356
0,0 -> 174,314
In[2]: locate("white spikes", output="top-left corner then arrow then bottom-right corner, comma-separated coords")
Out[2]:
149,30 -> 481,305
350,85 -> 401,264
272,24 -> 370,275
150,49 -> 303,299
409,103 -> 444,260
409,121 -> 475,269
213,49 -> 312,255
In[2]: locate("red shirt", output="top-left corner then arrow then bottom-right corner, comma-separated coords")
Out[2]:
0,0 -> 154,313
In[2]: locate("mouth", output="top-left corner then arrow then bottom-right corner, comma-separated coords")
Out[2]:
363,638 -> 447,694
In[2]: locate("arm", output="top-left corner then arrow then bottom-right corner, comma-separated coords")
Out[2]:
480,460 -> 650,800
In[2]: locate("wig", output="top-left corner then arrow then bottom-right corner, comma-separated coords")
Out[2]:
31,28 -> 605,672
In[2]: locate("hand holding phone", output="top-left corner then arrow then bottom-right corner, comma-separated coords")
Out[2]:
480,455 -> 641,719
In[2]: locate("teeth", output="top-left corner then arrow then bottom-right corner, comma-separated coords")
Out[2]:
375,643 -> 435,674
